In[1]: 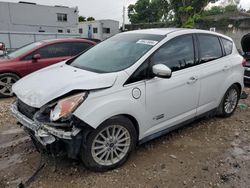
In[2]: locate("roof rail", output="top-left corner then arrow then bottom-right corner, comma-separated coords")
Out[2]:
18,1 -> 36,5
55,5 -> 69,8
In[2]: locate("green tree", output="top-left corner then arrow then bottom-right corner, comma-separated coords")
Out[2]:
224,5 -> 238,12
128,0 -> 169,24
87,17 -> 95,21
128,0 -> 211,27
78,16 -> 86,22
247,9 -> 250,13
169,0 -> 212,27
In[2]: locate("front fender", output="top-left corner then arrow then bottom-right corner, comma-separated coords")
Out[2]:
73,86 -> 146,134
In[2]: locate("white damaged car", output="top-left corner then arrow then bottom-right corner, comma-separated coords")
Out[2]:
11,28 -> 244,171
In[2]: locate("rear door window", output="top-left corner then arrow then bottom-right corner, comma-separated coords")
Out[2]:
22,42 -> 72,60
221,38 -> 233,56
37,43 -> 72,58
197,34 -> 223,63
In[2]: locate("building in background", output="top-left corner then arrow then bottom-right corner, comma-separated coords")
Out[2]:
0,1 -> 78,33
78,19 -> 119,41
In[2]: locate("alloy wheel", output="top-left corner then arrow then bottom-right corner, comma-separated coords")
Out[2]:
91,125 -> 131,166
224,88 -> 238,114
0,76 -> 17,96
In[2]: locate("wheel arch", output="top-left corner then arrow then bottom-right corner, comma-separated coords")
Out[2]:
233,82 -> 242,94
0,71 -> 21,78
218,82 -> 242,105
107,114 -> 140,144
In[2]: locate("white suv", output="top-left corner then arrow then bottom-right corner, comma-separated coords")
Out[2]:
11,28 -> 244,171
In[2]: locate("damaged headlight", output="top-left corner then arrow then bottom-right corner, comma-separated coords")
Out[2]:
50,92 -> 87,122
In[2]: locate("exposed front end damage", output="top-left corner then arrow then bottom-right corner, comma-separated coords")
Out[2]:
11,100 -> 92,159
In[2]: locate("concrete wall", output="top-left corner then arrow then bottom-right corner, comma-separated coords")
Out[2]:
0,2 -> 78,33
78,20 -> 119,40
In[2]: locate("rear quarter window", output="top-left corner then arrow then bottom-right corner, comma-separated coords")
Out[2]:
221,38 -> 233,56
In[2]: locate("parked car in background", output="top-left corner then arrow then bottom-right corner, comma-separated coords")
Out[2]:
0,38 -> 96,97
0,42 -> 6,57
11,29 -> 244,171
80,38 -> 102,43
241,34 -> 250,85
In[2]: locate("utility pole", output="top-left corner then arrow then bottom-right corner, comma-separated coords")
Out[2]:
122,6 -> 125,31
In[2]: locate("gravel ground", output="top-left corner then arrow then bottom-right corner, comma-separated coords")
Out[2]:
0,88 -> 250,188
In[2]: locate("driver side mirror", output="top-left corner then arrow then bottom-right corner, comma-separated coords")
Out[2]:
32,54 -> 41,62
152,64 -> 172,79
0,42 -> 6,54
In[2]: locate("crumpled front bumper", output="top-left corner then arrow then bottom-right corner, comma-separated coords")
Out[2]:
11,101 -> 81,146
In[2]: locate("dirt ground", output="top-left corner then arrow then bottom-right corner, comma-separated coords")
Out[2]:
0,88 -> 250,188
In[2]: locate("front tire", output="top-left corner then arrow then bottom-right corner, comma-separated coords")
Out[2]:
217,85 -> 240,117
0,73 -> 20,98
81,116 -> 137,172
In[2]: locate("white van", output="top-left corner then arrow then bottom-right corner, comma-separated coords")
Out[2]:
11,28 -> 244,171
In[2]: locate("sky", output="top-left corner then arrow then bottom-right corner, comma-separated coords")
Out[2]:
0,0 -> 250,24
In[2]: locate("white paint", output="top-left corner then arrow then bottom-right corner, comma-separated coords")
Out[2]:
12,62 -> 118,108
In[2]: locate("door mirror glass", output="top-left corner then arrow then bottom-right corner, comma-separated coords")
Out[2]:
152,64 -> 172,78
32,54 -> 41,61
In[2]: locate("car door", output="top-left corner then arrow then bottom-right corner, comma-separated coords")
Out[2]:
195,34 -> 232,115
143,34 -> 201,137
21,42 -> 72,74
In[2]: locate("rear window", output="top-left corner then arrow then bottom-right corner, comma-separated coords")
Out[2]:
221,38 -> 233,56
197,34 -> 223,63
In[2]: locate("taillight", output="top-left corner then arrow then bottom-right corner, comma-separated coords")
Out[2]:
242,58 -> 247,67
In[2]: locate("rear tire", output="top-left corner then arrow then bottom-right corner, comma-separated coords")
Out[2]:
0,73 -> 20,98
81,116 -> 137,172
217,85 -> 240,117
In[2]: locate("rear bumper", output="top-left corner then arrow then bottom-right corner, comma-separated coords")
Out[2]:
244,67 -> 250,85
244,75 -> 250,85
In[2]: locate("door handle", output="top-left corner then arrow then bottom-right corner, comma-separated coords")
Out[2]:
223,65 -> 231,71
187,76 -> 198,85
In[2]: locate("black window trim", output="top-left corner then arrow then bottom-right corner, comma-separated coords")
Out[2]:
195,33 -> 224,64
124,33 -> 197,86
218,37 -> 226,56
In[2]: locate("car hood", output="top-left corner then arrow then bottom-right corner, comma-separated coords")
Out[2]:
13,63 -> 118,108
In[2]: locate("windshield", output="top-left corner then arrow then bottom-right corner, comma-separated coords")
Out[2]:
8,41 -> 44,58
68,33 -> 164,73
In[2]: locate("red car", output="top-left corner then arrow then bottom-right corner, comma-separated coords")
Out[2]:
0,38 -> 96,97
